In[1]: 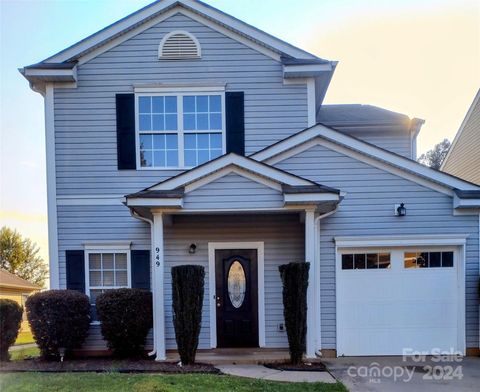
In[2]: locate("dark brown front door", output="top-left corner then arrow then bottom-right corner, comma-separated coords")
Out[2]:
215,249 -> 258,348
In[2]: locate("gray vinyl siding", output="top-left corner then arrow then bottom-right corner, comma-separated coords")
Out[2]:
183,173 -> 284,210
275,143 -> 480,349
53,12 -> 308,197
57,205 -> 303,350
332,126 -> 412,158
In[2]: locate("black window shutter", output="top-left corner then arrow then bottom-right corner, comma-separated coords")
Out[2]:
116,93 -> 136,170
131,250 -> 151,290
225,91 -> 245,155
66,250 -> 85,293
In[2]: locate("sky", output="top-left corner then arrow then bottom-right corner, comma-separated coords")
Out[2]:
0,0 -> 479,264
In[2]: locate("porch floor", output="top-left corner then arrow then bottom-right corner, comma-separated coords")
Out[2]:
166,348 -> 321,365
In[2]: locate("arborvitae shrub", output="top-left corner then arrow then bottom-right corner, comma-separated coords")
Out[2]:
171,265 -> 205,365
26,290 -> 90,360
278,262 -> 309,365
0,299 -> 23,361
96,288 -> 152,358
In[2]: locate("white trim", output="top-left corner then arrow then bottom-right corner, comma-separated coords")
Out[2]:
150,154 -> 314,191
207,241 -> 265,348
126,198 -> 183,208
251,124 -> 480,193
43,1 -> 318,64
44,84 -> 59,289
335,234 -> 468,249
441,89 -> 480,169
284,64 -> 333,74
158,30 -> 201,59
454,194 -> 480,209
135,90 -> 226,170
185,166 -> 282,193
152,213 -> 166,360
305,210 -> 316,358
306,78 -> 316,127
284,192 -> 339,204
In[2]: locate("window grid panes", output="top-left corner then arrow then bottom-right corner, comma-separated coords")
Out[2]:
342,253 -> 391,270
404,251 -> 454,269
88,252 -> 129,321
138,93 -> 224,169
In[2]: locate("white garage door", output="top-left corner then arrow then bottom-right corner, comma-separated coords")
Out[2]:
336,248 -> 460,356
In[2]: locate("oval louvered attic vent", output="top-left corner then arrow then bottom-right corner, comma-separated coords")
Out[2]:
159,31 -> 201,60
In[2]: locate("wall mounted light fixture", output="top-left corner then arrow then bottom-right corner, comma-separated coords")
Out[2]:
188,243 -> 197,254
395,203 -> 406,217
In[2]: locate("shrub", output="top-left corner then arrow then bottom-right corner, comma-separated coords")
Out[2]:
26,290 -> 90,359
278,262 -> 309,365
0,299 -> 23,361
172,265 -> 205,365
96,288 -> 152,357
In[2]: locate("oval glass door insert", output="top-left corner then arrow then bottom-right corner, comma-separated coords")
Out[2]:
227,260 -> 246,308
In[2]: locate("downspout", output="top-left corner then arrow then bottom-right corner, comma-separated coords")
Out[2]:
314,204 -> 340,357
129,207 -> 156,357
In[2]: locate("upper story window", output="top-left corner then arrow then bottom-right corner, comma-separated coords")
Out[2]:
158,31 -> 201,60
136,91 -> 225,169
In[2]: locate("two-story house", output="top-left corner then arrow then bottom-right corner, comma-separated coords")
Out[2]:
21,0 -> 480,359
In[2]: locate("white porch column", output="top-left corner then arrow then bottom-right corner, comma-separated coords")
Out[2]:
152,212 -> 166,361
305,208 -> 316,358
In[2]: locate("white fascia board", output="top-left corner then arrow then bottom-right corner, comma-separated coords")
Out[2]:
251,124 -> 480,192
283,64 -> 333,78
126,198 -> 183,208
150,154 -> 313,191
335,234 -> 468,248
22,67 -> 77,83
284,193 -> 339,204
454,194 -> 480,209
43,0 -> 318,65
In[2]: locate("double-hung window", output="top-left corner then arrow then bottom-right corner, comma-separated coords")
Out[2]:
85,250 -> 131,322
136,90 -> 225,169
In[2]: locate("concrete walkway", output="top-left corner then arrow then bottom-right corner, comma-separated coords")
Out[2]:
217,364 -> 337,383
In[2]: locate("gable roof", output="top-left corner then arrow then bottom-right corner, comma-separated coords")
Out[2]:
250,123 -> 480,204
36,0 -> 323,65
125,153 -> 341,209
0,269 -> 42,290
318,104 -> 413,126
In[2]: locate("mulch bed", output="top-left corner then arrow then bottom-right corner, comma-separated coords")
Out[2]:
0,358 -> 219,374
264,362 -> 327,372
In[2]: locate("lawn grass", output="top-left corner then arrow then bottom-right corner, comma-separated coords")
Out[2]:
9,347 -> 40,361
14,331 -> 35,346
0,373 -> 347,392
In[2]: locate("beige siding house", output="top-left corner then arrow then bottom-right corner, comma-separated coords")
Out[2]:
442,89 -> 480,184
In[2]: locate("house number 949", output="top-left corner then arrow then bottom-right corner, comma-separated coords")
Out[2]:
155,247 -> 161,267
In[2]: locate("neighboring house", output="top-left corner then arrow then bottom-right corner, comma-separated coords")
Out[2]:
0,269 -> 41,332
20,0 -> 480,359
441,89 -> 480,184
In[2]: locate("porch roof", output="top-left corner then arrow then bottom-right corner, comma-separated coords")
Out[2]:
125,153 -> 341,212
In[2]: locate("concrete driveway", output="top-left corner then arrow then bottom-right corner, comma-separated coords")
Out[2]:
323,356 -> 480,392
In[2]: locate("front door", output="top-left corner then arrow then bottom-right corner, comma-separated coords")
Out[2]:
215,249 -> 258,348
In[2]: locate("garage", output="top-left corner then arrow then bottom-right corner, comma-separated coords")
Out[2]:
336,246 -> 463,356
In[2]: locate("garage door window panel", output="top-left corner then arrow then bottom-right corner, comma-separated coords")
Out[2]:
404,251 -> 454,269
342,253 -> 391,270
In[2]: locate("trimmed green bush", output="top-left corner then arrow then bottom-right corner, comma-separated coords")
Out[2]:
0,299 -> 23,361
96,288 -> 152,358
279,262 -> 310,365
26,290 -> 90,360
172,265 -> 205,365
